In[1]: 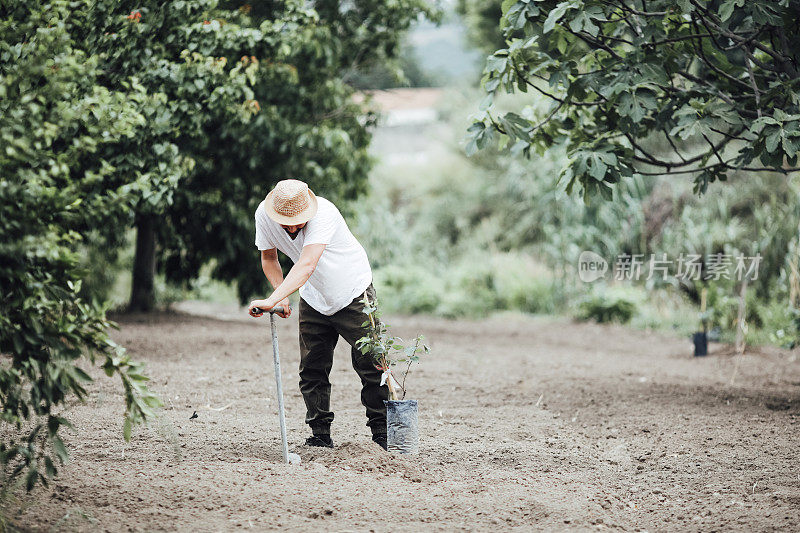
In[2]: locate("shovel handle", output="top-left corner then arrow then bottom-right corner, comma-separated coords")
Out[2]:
252,306 -> 286,315
268,311 -> 290,464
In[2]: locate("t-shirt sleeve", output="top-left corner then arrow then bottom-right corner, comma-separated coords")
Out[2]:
254,209 -> 275,250
303,205 -> 338,246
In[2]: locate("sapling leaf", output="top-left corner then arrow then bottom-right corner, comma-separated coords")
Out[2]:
123,417 -> 132,442
25,468 -> 38,492
52,436 -> 68,463
143,395 -> 162,408
44,457 -> 56,478
360,294 -> 427,397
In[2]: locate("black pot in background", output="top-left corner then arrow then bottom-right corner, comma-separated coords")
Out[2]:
693,331 -> 708,357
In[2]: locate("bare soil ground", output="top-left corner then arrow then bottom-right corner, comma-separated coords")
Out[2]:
5,307 -> 800,532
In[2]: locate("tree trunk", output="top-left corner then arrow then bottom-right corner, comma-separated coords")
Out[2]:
129,214 -> 157,312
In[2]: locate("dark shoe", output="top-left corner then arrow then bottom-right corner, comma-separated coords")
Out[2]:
372,433 -> 387,451
304,434 -> 333,448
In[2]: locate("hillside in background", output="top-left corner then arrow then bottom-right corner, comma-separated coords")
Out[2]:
407,13 -> 482,86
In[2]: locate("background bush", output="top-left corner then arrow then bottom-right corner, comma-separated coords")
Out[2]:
354,84 -> 800,347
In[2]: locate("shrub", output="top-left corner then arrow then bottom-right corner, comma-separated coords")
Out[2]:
756,301 -> 800,349
492,253 -> 563,314
577,293 -> 636,324
373,252 -> 565,318
373,264 -> 443,314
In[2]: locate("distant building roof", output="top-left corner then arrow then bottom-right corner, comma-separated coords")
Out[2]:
355,88 -> 444,126
362,87 -> 443,110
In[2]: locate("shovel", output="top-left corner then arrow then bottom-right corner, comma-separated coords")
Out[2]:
254,306 -> 300,465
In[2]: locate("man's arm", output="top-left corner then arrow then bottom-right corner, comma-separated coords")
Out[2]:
249,244 -> 326,317
260,248 -> 284,289
253,248 -> 291,317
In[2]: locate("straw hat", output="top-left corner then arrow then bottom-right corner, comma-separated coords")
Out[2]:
263,179 -> 318,225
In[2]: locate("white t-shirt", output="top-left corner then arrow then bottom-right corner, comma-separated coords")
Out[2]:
254,196 -> 372,315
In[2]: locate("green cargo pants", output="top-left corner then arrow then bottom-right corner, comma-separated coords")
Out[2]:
298,283 -> 388,436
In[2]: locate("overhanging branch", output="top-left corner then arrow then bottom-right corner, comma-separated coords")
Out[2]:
623,127 -> 743,170
633,162 -> 799,175
690,1 -> 793,73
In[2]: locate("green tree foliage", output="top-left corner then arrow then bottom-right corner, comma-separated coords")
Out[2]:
68,0 -> 290,309
0,3 -> 160,491
468,0 -> 800,196
72,0 -> 261,310
162,0 -> 436,304
57,0 -> 436,308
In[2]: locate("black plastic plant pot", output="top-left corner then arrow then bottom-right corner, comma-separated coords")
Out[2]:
384,399 -> 419,454
693,331 -> 708,357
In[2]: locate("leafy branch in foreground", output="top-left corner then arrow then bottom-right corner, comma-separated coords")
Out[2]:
356,296 -> 429,400
0,3 -> 161,492
468,0 -> 800,196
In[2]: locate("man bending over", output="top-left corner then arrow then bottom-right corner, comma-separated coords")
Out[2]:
248,179 -> 388,450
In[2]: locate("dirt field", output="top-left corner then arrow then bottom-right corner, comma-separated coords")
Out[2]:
5,307 -> 800,531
